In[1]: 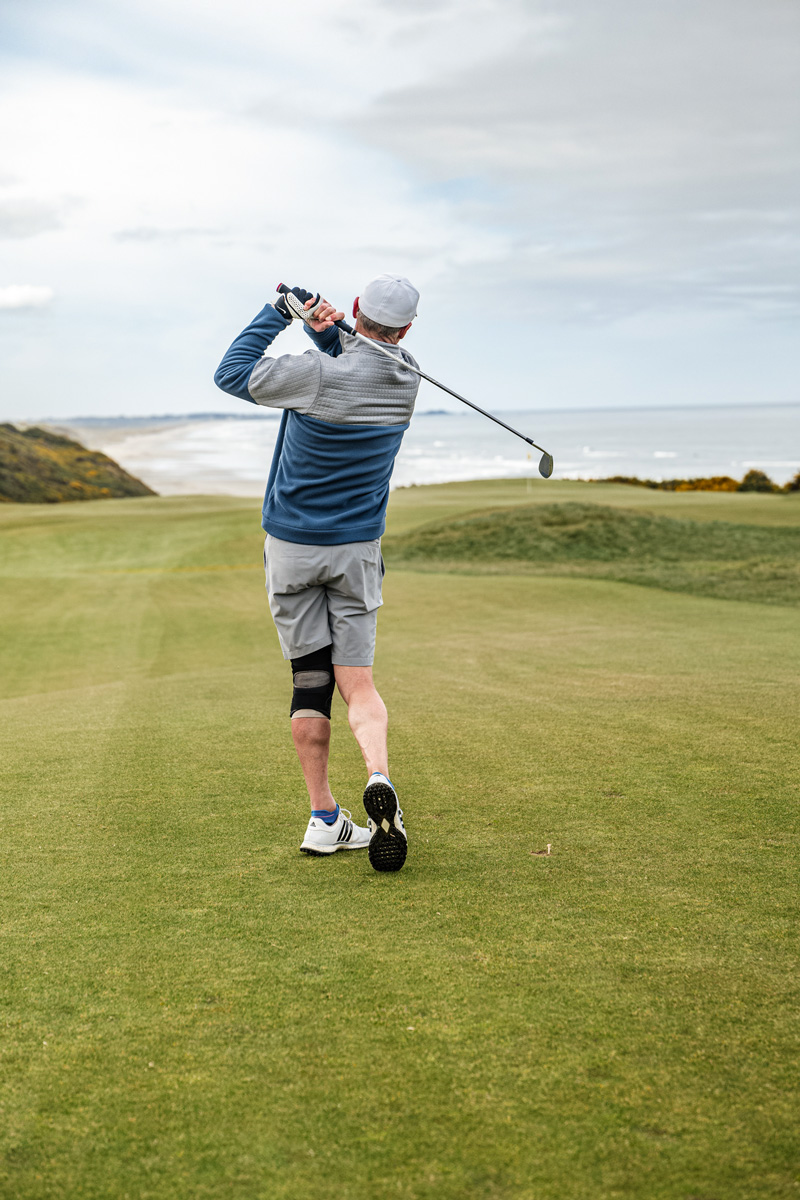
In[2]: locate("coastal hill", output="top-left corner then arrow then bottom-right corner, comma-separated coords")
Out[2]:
0,424 -> 156,503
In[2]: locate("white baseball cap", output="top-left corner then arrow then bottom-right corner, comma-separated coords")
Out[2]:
358,273 -> 419,327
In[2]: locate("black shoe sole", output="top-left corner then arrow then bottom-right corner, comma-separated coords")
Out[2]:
363,781 -> 407,873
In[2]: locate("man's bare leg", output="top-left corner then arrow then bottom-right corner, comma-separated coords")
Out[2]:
336,665 -> 407,872
293,711 -> 372,855
333,665 -> 389,777
291,717 -> 336,812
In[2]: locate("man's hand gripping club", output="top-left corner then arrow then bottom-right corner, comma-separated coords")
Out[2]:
274,284 -> 345,334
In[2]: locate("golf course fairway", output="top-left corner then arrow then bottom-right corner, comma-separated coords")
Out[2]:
1,479 -> 798,1199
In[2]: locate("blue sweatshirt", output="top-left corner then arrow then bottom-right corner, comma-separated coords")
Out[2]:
214,304 -> 419,545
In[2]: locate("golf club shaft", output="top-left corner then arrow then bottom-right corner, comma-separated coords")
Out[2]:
276,284 -> 551,461
344,329 -> 549,458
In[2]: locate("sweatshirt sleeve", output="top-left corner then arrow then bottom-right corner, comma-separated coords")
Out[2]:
303,323 -> 343,357
213,303 -> 320,411
213,304 -> 290,401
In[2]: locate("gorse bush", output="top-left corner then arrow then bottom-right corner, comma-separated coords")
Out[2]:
599,470 -> 796,493
737,469 -> 780,493
0,424 -> 155,503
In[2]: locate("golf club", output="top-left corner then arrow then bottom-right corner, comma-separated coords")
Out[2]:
277,284 -> 554,478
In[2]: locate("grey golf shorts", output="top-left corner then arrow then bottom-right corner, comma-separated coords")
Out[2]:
263,534 -> 384,665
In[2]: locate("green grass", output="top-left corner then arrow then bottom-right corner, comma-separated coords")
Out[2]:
1,482 -> 798,1199
388,477 -> 800,531
385,501 -> 800,606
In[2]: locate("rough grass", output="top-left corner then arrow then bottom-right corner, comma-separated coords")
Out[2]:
385,501 -> 800,606
1,484 -> 799,1199
388,477 -> 800,531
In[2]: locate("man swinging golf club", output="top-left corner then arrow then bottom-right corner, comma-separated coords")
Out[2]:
213,274 -> 419,872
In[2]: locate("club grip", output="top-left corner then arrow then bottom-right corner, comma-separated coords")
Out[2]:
275,282 -> 354,335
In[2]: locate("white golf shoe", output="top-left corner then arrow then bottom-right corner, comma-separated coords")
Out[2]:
363,772 -> 407,873
299,808 -> 371,856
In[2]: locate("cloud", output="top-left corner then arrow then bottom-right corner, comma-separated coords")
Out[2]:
0,284 -> 54,309
355,0 -> 799,187
113,226 -> 220,243
0,198 -> 63,238
0,0 -> 797,416
349,0 -> 800,320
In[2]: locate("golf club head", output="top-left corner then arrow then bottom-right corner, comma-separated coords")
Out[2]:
538,452 -> 554,479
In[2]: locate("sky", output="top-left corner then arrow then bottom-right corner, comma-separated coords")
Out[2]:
1,0 -> 798,419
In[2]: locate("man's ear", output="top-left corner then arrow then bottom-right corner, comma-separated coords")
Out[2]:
397,323 -> 412,341
352,297 -> 359,320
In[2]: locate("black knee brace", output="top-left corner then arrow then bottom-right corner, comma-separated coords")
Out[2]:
290,644 -> 335,719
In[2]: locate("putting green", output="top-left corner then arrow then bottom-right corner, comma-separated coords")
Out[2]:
1,482 -> 798,1199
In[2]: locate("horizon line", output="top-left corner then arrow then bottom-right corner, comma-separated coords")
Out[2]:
9,399 -> 800,425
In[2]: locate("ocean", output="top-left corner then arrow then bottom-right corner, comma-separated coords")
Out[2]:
59,404 -> 800,497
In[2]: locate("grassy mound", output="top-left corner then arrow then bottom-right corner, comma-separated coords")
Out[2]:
0,423 -> 155,503
386,501 -> 800,606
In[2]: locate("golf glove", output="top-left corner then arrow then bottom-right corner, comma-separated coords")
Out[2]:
274,286 -> 319,323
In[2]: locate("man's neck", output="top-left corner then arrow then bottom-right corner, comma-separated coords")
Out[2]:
354,321 -> 401,345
